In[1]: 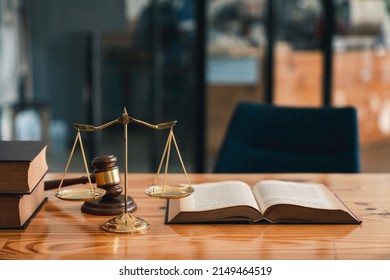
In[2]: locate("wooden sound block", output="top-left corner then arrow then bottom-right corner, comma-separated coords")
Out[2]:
81,195 -> 137,215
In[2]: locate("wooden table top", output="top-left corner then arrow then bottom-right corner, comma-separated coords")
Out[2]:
0,173 -> 389,260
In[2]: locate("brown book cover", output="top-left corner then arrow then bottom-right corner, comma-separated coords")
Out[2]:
0,141 -> 48,193
0,178 -> 47,229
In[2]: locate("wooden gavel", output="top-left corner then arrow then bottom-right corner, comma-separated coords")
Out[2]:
45,154 -> 136,215
45,154 -> 122,197
44,173 -> 96,190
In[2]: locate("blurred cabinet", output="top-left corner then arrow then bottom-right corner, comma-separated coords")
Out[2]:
274,43 -> 390,146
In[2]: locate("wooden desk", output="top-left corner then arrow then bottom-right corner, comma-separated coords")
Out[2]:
0,173 -> 389,260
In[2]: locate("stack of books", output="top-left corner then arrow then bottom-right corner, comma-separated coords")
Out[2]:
0,141 -> 48,229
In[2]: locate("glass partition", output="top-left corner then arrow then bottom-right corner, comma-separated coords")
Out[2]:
0,0 -> 202,173
206,0 -> 267,170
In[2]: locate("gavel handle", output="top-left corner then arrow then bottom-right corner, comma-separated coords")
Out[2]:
44,174 -> 96,190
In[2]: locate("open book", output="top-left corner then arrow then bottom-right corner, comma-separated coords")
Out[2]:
166,180 -> 361,224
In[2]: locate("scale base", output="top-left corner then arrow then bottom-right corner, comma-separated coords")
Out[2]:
101,212 -> 150,234
81,195 -> 136,215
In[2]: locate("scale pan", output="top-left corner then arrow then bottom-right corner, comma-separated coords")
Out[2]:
55,187 -> 106,201
145,184 -> 194,199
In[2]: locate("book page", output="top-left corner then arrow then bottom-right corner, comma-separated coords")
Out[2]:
179,180 -> 260,212
252,180 -> 344,213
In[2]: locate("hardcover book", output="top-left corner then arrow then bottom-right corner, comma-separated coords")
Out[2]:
0,141 -> 48,193
166,180 -> 361,224
0,179 -> 47,229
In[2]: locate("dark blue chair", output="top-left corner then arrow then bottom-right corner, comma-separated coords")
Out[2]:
214,102 -> 360,173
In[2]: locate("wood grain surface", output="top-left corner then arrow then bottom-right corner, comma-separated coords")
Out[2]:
0,173 -> 389,260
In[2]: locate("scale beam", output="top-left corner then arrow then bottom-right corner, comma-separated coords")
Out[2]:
73,115 -> 177,132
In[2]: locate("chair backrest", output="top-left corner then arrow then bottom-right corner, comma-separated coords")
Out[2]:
214,102 -> 360,173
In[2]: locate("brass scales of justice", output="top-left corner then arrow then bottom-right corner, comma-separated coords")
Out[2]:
54,108 -> 194,234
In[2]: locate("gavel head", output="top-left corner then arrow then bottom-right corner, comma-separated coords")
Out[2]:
91,155 -> 121,188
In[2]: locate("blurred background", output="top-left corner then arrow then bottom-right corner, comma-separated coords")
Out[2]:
1,0 -> 390,173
